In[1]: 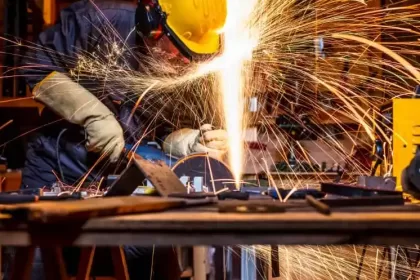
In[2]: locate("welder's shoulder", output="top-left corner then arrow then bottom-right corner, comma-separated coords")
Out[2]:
65,0 -> 136,27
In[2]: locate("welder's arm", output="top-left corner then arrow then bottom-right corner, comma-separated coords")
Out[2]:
162,124 -> 228,159
33,71 -> 125,162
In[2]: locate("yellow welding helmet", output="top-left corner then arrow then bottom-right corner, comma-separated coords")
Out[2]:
158,0 -> 226,56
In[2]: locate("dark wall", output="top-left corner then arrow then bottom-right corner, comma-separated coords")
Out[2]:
0,108 -> 41,168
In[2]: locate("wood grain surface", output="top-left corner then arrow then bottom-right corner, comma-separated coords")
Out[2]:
1,196 -> 187,223
0,204 -> 420,246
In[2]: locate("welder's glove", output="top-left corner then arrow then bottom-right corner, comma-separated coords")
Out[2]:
163,124 -> 228,159
33,71 -> 125,163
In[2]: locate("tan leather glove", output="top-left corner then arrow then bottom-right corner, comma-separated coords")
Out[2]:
33,71 -> 124,163
163,124 -> 228,159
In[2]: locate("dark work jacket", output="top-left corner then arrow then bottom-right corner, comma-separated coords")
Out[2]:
20,0 -> 168,188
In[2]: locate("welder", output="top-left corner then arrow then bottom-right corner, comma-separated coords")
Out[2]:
6,0 -> 228,279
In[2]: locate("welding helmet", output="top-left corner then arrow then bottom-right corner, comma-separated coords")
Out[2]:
136,0 -> 226,60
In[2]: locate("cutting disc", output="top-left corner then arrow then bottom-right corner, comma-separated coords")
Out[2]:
172,153 -> 235,193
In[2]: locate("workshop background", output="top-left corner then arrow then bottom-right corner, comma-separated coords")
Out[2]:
1,0 -> 417,189
0,0 -> 392,189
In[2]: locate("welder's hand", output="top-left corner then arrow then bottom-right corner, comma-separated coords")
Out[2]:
33,71 -> 125,163
195,124 -> 228,159
163,124 -> 228,159
84,115 -> 125,163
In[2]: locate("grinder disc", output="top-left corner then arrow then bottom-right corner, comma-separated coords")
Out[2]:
171,153 -> 235,193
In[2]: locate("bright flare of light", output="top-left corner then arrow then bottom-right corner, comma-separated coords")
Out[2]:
218,0 -> 260,187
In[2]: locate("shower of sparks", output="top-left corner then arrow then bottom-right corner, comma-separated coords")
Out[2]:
0,0 -> 419,191
238,245 -> 420,280
216,0 -> 260,187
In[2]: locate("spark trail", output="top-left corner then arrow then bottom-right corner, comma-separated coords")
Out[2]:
217,0 -> 260,186
239,245 -> 420,280
5,0 -> 420,186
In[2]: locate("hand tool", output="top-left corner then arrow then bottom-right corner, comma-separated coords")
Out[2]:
305,195 -> 331,215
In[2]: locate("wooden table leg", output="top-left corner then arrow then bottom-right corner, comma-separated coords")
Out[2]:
270,245 -> 280,279
0,245 -> 2,278
41,247 -> 69,280
111,247 -> 129,280
10,246 -> 36,280
193,246 -> 208,280
76,247 -> 96,280
214,247 -> 226,280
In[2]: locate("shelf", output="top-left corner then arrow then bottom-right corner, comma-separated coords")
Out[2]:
0,98 -> 44,112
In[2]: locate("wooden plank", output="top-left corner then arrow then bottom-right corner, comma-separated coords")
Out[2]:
2,207 -> 420,246
76,247 -> 96,280
0,98 -> 43,111
2,196 -> 187,223
80,210 -> 420,231
0,171 -> 22,192
2,206 -> 420,231
1,228 -> 420,247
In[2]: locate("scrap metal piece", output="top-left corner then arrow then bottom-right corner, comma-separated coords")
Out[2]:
320,196 -> 404,207
320,182 -> 403,197
358,176 -> 396,191
305,195 -> 331,215
105,157 -> 186,197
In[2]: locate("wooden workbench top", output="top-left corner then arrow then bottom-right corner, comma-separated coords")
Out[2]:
84,207 -> 420,230
1,205 -> 420,246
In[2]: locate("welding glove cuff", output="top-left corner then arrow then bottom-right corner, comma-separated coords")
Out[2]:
33,71 -> 125,162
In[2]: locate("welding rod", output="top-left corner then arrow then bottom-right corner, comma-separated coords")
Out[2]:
305,195 -> 331,215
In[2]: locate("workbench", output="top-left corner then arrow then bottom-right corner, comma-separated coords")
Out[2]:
1,205 -> 420,246
1,200 -> 420,280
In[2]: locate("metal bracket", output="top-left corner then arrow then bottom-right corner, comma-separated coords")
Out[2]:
105,157 -> 186,197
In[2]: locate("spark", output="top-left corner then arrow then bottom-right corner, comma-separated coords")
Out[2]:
239,245 -> 420,280
0,120 -> 13,131
216,0 -> 260,188
332,33 -> 420,83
